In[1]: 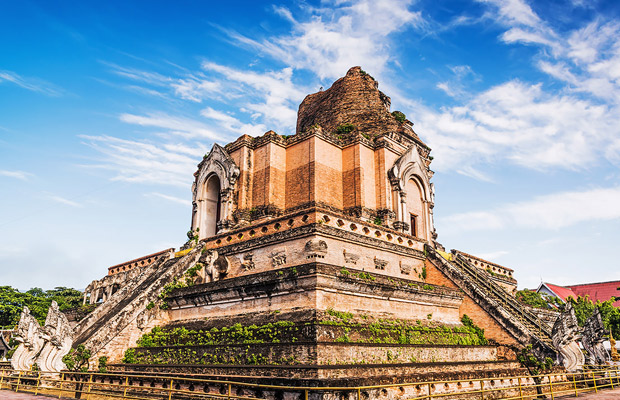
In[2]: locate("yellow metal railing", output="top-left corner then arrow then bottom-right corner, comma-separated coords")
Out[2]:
0,365 -> 619,400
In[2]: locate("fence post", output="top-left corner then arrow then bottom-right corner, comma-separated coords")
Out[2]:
427,383 -> 431,400
228,383 -> 231,400
480,380 -> 484,400
610,369 -> 615,390
518,377 -> 523,400
168,378 -> 174,400
35,371 -> 41,395
305,389 -> 309,400
86,373 -> 93,400
572,373 -> 578,397
15,370 -> 22,393
591,372 -> 598,394
548,375 -> 554,400
58,372 -> 64,399
357,388 -> 361,400
0,369 -> 5,390
123,375 -> 129,399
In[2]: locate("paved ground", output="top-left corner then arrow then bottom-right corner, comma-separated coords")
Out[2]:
555,388 -> 620,399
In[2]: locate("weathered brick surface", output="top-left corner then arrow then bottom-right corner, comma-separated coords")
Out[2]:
425,259 -> 520,346
296,67 -> 422,144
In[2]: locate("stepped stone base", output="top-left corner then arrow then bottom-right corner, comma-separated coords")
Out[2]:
109,360 -> 523,384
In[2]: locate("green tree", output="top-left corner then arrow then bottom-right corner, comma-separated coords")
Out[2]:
568,295 -> 620,338
62,345 -> 92,399
0,286 -> 83,328
516,290 -> 549,308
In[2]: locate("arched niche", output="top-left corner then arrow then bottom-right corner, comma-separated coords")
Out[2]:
405,177 -> 426,238
201,174 -> 222,237
191,144 -> 240,239
388,145 -> 435,242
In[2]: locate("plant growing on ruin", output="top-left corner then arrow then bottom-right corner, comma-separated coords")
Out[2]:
62,344 -> 91,372
336,123 -> 355,135
373,216 -> 382,225
461,314 -> 488,345
98,356 -> 108,373
392,111 -> 406,123
516,344 -> 553,399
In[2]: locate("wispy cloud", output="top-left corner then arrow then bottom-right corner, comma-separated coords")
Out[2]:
0,70 -> 63,96
48,195 -> 83,208
80,135 -> 210,187
0,170 -> 33,180
145,192 -> 191,206
229,0 -> 426,81
416,0 -> 620,178
418,80 -> 616,177
119,112 -> 226,140
442,186 -> 620,233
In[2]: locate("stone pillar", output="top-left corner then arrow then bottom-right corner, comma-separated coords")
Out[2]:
217,188 -> 235,233
400,190 -> 408,227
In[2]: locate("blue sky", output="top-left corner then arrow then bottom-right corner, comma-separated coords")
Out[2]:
2,0 -> 620,291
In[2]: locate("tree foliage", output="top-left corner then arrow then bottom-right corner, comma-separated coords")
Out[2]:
516,290 -> 549,308
0,286 -> 83,328
516,290 -> 563,309
568,295 -> 620,338
62,344 -> 92,372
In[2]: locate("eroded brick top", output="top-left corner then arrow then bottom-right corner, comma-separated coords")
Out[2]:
296,66 -> 425,146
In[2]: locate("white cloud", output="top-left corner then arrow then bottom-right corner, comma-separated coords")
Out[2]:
418,80 -> 616,174
229,0 -> 426,81
475,250 -> 509,261
0,70 -> 62,96
80,135 -> 210,187
200,63 -> 307,133
119,112 -> 226,140
442,186 -> 620,233
145,192 -> 191,206
0,170 -> 33,180
48,195 -> 83,208
200,107 -> 267,137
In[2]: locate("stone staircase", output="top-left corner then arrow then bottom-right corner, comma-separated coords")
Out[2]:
72,244 -> 204,355
426,245 -> 555,351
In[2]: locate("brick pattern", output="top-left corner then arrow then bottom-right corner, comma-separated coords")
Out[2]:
425,259 -> 520,346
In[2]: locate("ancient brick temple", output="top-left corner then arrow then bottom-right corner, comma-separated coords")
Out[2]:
43,67 -> 559,386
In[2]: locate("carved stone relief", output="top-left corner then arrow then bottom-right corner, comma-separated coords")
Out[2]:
201,250 -> 230,282
38,301 -> 73,373
241,253 -> 255,271
343,250 -> 359,264
399,261 -> 413,275
11,303 -> 73,373
551,302 -> 584,372
582,309 -> 608,365
374,257 -> 388,270
271,251 -> 287,267
305,239 -> 328,259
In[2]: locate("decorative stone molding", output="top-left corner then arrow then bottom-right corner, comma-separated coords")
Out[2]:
388,144 -> 436,243
192,144 -> 240,239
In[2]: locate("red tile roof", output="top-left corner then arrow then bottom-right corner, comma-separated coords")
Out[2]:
566,281 -> 620,307
543,283 -> 577,302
